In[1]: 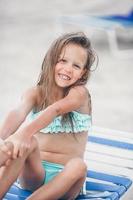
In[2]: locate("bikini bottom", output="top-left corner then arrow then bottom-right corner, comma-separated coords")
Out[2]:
42,160 -> 64,184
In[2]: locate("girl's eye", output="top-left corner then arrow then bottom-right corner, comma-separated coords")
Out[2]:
59,59 -> 66,63
74,64 -> 80,69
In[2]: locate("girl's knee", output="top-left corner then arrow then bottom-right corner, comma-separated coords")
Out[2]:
66,158 -> 87,178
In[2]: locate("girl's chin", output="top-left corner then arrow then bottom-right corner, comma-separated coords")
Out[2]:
57,85 -> 70,88
55,82 -> 72,88
55,80 -> 76,88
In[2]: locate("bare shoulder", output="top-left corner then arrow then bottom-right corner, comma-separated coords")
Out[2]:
68,86 -> 89,102
11,87 -> 40,116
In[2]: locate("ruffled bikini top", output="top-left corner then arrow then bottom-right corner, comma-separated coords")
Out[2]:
28,110 -> 92,134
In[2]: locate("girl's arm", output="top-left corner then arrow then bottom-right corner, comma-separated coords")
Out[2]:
9,86 -> 88,159
22,86 -> 88,137
0,87 -> 37,140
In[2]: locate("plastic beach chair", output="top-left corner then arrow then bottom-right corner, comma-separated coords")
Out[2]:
4,127 -> 133,200
4,170 -> 132,200
57,10 -> 133,58
84,126 -> 133,200
99,10 -> 133,26
96,10 -> 133,58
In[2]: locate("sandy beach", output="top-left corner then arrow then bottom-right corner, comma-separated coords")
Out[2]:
0,0 -> 133,133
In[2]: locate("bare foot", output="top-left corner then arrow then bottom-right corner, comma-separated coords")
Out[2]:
0,140 -> 13,167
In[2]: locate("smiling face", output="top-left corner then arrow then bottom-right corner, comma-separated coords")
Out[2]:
54,43 -> 87,89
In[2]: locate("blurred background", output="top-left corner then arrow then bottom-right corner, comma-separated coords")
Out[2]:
0,0 -> 133,132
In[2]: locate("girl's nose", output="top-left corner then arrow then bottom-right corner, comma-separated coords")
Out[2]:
65,63 -> 72,73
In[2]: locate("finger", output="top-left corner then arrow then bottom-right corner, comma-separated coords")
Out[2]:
13,144 -> 19,159
0,142 -> 13,155
4,141 -> 14,155
0,144 -> 9,154
18,146 -> 24,158
0,148 -> 10,167
19,144 -> 29,157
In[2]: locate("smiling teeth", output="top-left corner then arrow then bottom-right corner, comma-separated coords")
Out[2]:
59,74 -> 70,80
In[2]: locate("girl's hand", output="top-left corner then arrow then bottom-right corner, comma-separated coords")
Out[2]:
0,138 -> 12,156
7,132 -> 31,159
0,139 -> 13,166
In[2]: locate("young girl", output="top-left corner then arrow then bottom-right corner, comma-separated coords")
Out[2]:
0,32 -> 96,200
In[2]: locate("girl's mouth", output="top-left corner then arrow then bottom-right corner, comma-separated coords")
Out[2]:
58,73 -> 71,80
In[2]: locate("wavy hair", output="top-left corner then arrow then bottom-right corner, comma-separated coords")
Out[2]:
36,32 -> 96,111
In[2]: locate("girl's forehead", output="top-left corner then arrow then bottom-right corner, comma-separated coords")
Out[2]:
60,43 -> 87,57
61,43 -> 78,53
59,43 -> 87,65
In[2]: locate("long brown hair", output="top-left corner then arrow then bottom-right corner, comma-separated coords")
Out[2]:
36,32 -> 96,111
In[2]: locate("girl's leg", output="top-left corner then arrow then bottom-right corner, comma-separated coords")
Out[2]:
61,175 -> 86,200
18,137 -> 45,191
27,158 -> 87,200
0,137 -> 44,199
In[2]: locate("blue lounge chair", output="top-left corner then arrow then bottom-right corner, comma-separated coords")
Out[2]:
57,10 -> 133,58
4,169 -> 132,200
96,9 -> 133,58
4,127 -> 133,200
99,10 -> 133,27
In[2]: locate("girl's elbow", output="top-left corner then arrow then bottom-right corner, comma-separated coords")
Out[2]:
48,103 -> 62,116
53,104 -> 63,116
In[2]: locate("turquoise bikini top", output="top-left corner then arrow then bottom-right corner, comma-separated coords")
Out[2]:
28,110 -> 92,134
